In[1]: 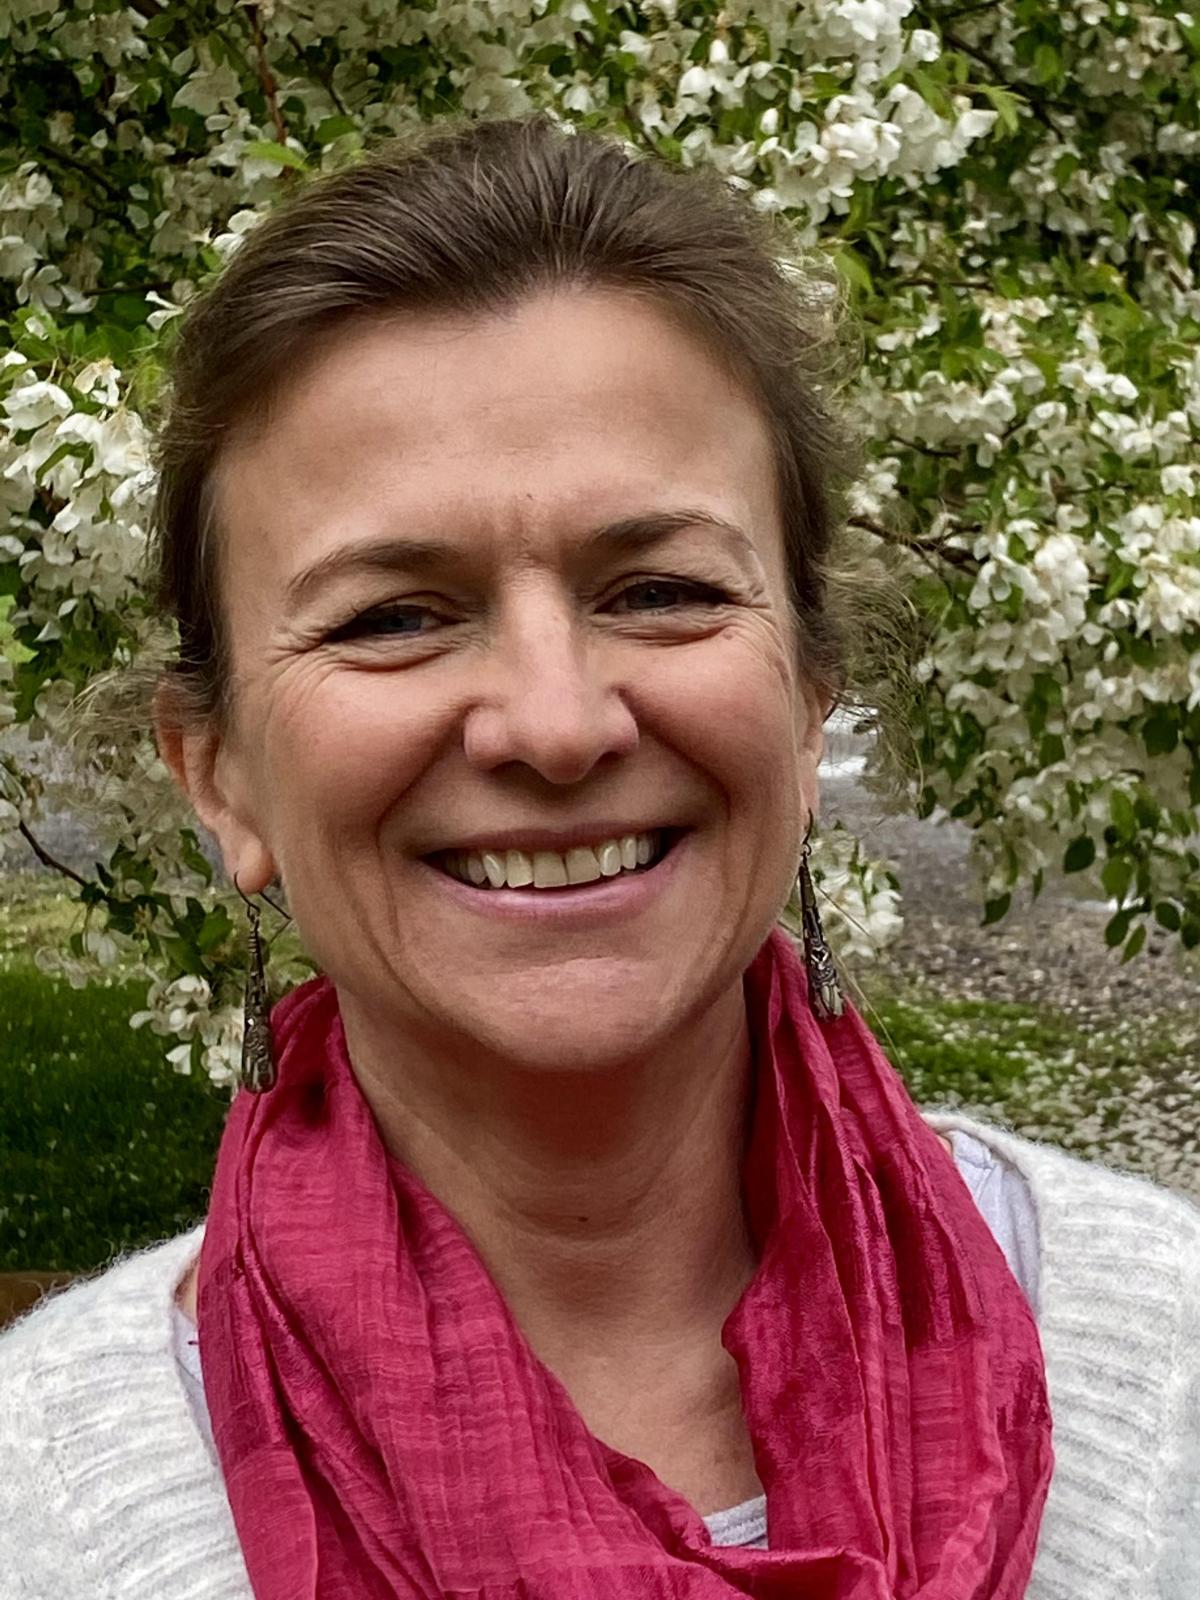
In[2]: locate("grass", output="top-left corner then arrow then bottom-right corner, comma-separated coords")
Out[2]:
0,959 -> 229,1273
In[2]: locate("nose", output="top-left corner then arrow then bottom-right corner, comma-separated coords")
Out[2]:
461,582 -> 640,784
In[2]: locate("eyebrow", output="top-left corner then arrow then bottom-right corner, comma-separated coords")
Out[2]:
283,509 -> 760,614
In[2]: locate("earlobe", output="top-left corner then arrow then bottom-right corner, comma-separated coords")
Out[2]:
151,680 -> 277,895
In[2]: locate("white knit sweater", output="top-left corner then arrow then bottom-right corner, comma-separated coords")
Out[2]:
2,1109 -> 1199,1599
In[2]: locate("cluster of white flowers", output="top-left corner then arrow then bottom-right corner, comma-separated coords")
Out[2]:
1,354 -> 152,646
806,821 -> 905,961
129,973 -> 243,1088
0,0 -> 1195,1083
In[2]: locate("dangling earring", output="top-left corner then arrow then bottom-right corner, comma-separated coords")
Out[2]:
797,822 -> 844,1022
232,872 -> 290,1093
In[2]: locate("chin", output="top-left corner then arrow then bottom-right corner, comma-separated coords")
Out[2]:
448,983 -> 685,1072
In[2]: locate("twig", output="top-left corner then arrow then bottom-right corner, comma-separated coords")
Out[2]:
942,30 -> 1060,134
931,0 -> 1004,18
892,276 -> 989,291
245,3 -> 292,157
18,821 -> 91,889
889,436 -> 964,460
30,144 -> 124,204
849,515 -> 980,571
87,280 -> 176,298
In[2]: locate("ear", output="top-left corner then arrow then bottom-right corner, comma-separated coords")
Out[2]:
795,676 -> 831,823
151,678 -> 277,895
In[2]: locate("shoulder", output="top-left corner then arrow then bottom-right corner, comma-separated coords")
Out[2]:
0,1223 -> 205,1375
923,1106 -> 1200,1259
923,1106 -> 1200,1342
925,1110 -> 1200,1597
0,1227 -> 214,1594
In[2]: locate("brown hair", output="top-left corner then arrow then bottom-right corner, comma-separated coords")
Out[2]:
149,111 -> 864,733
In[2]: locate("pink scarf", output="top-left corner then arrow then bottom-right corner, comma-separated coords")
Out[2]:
198,927 -> 1053,1597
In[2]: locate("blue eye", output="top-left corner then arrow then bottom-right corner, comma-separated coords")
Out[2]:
327,605 -> 438,641
608,580 -> 728,612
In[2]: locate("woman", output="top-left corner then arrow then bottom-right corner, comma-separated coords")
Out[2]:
2,112 -> 1198,1600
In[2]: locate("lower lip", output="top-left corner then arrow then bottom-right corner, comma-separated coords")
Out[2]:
419,834 -> 689,925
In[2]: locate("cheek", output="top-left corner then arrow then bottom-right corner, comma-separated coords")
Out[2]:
259,668 -> 447,833
644,628 -> 804,823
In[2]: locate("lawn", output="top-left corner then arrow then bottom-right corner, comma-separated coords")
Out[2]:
0,959 -> 229,1272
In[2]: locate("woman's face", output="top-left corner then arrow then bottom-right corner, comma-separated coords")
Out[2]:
171,287 -> 827,1071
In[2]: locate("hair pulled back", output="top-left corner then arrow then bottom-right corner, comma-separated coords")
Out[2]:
151,111 -> 856,730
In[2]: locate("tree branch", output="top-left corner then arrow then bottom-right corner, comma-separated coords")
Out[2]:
932,0 -> 1004,18
17,820 -> 91,889
892,275 -> 989,291
849,515 -> 980,570
29,144 -> 124,204
245,3 -> 294,160
942,30 -> 1061,134
889,435 -> 964,460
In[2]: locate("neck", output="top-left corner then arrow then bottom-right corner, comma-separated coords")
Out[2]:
341,982 -> 759,1377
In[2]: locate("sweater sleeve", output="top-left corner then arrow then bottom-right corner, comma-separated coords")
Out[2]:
1146,1209 -> 1200,1598
0,1226 -> 247,1600
0,1285 -> 112,1600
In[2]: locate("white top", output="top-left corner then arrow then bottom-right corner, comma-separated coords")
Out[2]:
4,1110 -> 1200,1599
169,1126 -> 1041,1553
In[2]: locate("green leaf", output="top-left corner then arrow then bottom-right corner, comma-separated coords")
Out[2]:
1104,909 -> 1133,948
1038,733 -> 1065,766
314,116 -> 357,145
1063,835 -> 1095,874
1101,856 -> 1134,902
1154,901 -> 1182,932
982,893 -> 1011,926
178,828 -> 214,885
242,140 -> 308,172
1120,924 -> 1147,963
911,67 -> 952,119
832,247 -> 873,295
1142,708 -> 1178,757
1134,789 -> 1160,830
978,84 -> 1023,137
1109,790 -> 1137,842
1033,43 -> 1061,86
197,906 -> 234,953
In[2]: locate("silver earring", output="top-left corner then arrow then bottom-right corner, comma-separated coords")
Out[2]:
797,828 -> 844,1021
232,873 -> 290,1093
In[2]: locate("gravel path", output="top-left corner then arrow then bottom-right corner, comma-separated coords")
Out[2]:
823,744 -> 1200,1201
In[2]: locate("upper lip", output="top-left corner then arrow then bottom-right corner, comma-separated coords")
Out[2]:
423,823 -> 684,857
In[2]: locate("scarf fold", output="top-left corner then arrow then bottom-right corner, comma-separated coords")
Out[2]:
198,926 -> 1052,1598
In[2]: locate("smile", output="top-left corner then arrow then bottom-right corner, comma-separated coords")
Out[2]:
428,829 -> 682,891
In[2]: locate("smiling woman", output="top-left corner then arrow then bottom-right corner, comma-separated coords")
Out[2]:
2,112 -> 1199,1600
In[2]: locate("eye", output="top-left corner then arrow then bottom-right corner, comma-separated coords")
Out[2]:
324,603 -> 444,642
605,578 -> 731,613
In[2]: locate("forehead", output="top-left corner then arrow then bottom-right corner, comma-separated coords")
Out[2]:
212,286 -> 784,592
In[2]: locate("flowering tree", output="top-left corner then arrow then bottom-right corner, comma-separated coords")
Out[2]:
0,0 -> 1196,1084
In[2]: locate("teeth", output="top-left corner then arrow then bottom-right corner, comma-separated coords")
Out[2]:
532,851 -> 568,888
440,831 -> 664,890
597,841 -> 622,877
565,846 -> 602,885
505,849 -> 533,888
482,850 -> 507,889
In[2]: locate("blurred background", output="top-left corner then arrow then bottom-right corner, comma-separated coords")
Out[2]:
1,2 -> 1196,1304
